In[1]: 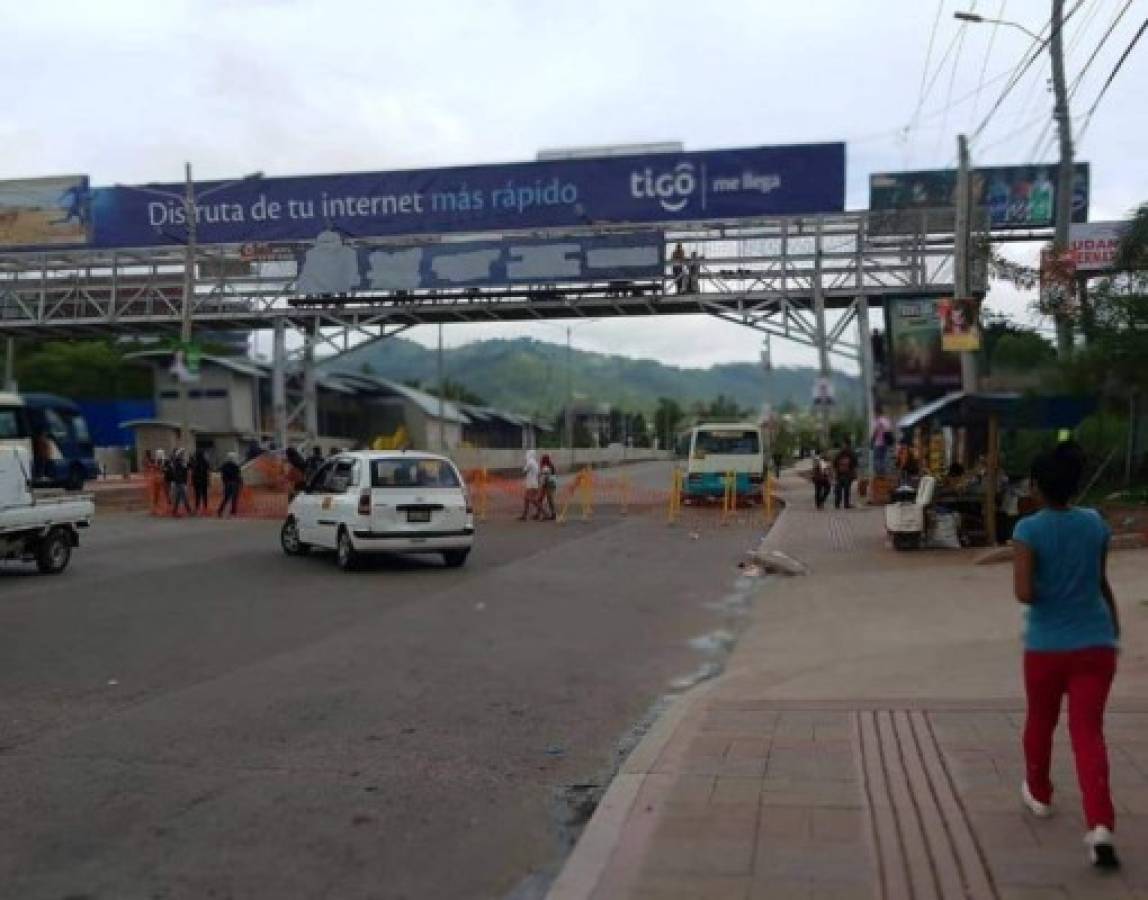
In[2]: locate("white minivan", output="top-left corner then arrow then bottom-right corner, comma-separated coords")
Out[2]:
681,422 -> 767,503
281,451 -> 474,571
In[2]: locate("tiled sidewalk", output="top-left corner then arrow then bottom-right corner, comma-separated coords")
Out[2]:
549,474 -> 1148,900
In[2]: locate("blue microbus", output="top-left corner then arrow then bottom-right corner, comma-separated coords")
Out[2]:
0,393 -> 99,489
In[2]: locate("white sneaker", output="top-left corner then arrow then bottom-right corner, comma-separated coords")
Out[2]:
1021,782 -> 1053,818
1085,826 -> 1120,869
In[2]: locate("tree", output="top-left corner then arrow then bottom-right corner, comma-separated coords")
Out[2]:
1114,202 -> 1148,272
630,411 -> 650,448
418,378 -> 486,406
980,316 -> 1055,373
654,397 -> 685,450
14,340 -> 152,399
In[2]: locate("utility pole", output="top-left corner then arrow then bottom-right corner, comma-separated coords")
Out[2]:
1050,0 -> 1076,359
437,322 -> 446,452
955,134 -> 978,393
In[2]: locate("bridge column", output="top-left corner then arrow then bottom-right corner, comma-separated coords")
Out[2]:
3,337 -> 15,391
857,296 -> 876,485
812,219 -> 831,448
272,317 -> 288,452
303,319 -> 319,444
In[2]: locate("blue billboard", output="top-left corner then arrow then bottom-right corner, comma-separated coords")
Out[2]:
81,143 -> 844,249
295,231 -> 666,295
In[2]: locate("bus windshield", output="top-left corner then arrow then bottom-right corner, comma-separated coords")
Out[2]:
694,430 -> 760,455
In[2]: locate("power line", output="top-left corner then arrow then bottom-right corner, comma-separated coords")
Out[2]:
914,0 -> 947,123
1072,0 -> 1135,94
1077,15 -> 1148,142
937,0 -> 977,156
970,0 -> 1085,141
970,0 -> 1007,126
1028,0 -> 1134,159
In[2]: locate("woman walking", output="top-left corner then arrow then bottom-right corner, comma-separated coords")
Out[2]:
519,450 -> 542,521
539,454 -> 557,520
1013,442 -> 1121,869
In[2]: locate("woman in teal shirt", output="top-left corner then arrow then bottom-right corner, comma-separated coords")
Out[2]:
1013,442 -> 1121,869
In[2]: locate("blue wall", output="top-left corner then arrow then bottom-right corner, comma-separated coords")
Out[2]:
76,400 -> 155,447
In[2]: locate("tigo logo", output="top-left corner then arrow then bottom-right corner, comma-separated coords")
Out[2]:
629,163 -> 697,213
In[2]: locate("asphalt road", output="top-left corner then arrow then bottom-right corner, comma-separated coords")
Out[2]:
0,463 -> 766,900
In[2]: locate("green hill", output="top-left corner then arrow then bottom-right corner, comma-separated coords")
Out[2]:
325,336 -> 861,417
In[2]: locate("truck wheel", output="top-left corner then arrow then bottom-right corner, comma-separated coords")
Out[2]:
36,528 -> 72,574
280,517 -> 309,557
336,528 -> 359,571
442,549 -> 469,568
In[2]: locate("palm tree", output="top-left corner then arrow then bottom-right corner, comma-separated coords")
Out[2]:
1115,202 -> 1148,272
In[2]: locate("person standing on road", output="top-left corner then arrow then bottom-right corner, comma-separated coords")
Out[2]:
539,453 -> 558,520
1013,442 -> 1121,870
811,450 -> 831,510
833,438 -> 858,509
871,408 -> 894,476
218,452 -> 243,518
190,448 -> 211,515
519,450 -> 542,521
169,448 -> 192,517
305,445 -> 324,482
670,242 -> 687,294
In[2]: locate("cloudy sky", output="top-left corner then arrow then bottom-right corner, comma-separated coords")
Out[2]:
2,0 -> 1145,369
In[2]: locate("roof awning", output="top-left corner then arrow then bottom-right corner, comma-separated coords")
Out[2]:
897,392 -> 1097,432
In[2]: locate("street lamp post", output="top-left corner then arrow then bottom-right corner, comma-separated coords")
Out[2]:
955,5 -> 1075,357
116,166 -> 262,448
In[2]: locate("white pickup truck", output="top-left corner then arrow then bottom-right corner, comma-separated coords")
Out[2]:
0,446 -> 93,574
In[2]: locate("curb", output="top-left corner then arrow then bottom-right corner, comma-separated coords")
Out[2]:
545,679 -> 717,900
545,495 -> 794,900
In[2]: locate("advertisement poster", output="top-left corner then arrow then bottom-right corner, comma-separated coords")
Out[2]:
937,297 -> 981,352
870,163 -> 1089,231
81,143 -> 844,251
886,297 -> 961,393
1069,221 -> 1129,272
0,175 -> 91,248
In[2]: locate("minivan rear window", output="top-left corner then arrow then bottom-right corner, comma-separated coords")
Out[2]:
371,458 -> 460,488
65,413 -> 91,444
0,409 -> 23,440
694,430 -> 760,455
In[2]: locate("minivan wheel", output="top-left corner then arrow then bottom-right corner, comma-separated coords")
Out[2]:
281,517 -> 309,557
36,527 -> 72,574
336,529 -> 359,571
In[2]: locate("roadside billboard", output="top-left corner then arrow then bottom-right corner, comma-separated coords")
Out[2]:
1069,221 -> 1129,272
869,163 -> 1089,231
294,231 -> 666,295
0,175 -> 91,248
885,297 -> 961,393
81,143 -> 844,250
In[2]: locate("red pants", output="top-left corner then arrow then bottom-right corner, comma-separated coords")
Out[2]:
1023,647 -> 1117,829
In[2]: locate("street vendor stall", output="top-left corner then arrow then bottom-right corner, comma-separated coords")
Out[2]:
892,392 -> 1096,547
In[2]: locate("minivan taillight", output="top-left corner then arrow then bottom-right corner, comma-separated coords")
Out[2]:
357,490 -> 371,516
